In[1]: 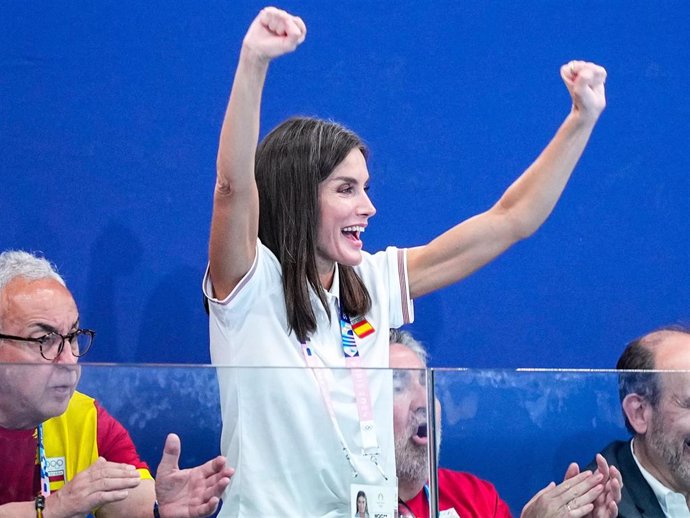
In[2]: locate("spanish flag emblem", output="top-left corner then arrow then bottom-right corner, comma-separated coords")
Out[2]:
350,316 -> 375,338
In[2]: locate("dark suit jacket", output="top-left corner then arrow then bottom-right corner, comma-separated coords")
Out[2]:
591,440 -> 665,518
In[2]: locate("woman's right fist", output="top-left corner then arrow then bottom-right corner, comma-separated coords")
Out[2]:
243,7 -> 307,61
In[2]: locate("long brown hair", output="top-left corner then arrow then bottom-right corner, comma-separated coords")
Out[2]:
255,116 -> 372,343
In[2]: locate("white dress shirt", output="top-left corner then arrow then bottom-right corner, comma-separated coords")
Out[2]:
631,438 -> 690,518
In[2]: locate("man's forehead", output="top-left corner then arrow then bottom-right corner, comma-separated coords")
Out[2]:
0,276 -> 77,329
652,331 -> 690,371
390,343 -> 425,370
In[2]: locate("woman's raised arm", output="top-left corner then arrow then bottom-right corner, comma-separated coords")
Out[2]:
209,7 -> 306,299
407,61 -> 607,299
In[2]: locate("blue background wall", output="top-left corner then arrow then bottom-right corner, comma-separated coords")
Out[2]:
3,1 -> 689,367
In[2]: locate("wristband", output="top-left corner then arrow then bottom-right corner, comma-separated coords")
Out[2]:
153,500 -> 161,518
35,495 -> 45,518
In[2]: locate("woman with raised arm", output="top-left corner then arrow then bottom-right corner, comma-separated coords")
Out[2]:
204,7 -> 606,517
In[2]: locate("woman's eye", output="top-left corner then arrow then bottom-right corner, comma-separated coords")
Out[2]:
339,185 -> 353,194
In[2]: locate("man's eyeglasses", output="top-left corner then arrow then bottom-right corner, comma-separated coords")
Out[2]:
0,329 -> 95,361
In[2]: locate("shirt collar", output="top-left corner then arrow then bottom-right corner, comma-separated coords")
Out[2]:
309,263 -> 341,307
631,438 -> 690,517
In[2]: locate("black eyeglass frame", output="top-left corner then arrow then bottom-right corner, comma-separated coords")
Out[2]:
0,329 -> 95,361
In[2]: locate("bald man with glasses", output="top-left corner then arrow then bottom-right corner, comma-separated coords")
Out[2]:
0,250 -> 233,518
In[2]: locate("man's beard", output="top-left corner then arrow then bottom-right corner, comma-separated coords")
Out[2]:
648,411 -> 690,490
395,431 -> 428,485
395,417 -> 442,486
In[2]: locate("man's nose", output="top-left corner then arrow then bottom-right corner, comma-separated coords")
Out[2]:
410,381 -> 428,410
54,342 -> 78,365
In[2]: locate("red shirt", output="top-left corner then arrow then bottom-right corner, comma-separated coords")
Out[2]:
400,468 -> 513,518
0,395 -> 148,504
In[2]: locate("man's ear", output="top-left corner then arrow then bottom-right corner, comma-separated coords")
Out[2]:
622,393 -> 652,434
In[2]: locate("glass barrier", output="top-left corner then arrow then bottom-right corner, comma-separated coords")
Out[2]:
0,364 -> 673,517
431,369 -> 627,517
0,363 -> 425,518
78,364 -> 223,468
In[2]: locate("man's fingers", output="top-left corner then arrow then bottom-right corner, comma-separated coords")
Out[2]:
608,466 -> 623,501
57,462 -> 142,516
208,468 -> 233,488
94,475 -> 142,491
534,481 -> 557,499
199,469 -> 232,502
554,470 -> 592,497
93,488 -> 132,503
595,453 -> 608,475
82,462 -> 142,492
564,462 -> 580,480
196,455 -> 234,479
206,472 -> 232,496
554,471 -> 605,513
610,465 -> 622,486
158,433 -> 182,475
192,496 -> 221,517
85,460 -> 140,483
575,483 -> 605,506
573,503 -> 595,517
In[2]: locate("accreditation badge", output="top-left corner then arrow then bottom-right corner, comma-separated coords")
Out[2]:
350,483 -> 397,518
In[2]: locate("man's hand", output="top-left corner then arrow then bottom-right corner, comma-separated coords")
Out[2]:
154,433 -> 234,518
521,469 -> 605,518
560,60 -> 607,124
44,457 -> 141,518
564,455 -> 622,518
242,6 -> 306,63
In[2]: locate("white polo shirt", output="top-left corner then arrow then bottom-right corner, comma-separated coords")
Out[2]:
204,241 -> 414,518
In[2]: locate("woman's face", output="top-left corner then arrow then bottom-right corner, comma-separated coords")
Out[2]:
316,148 -> 376,277
357,495 -> 367,513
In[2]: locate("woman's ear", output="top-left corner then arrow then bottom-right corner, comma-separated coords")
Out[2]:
622,393 -> 653,435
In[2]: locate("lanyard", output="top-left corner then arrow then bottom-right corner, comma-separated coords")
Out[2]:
36,423 -> 51,496
301,304 -> 386,480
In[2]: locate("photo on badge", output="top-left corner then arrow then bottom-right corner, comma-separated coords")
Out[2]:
351,483 -> 397,518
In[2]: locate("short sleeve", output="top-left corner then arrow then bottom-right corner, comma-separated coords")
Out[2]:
95,402 -> 152,480
388,247 -> 414,327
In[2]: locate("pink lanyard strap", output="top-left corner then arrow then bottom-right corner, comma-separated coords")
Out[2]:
300,305 -> 387,480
